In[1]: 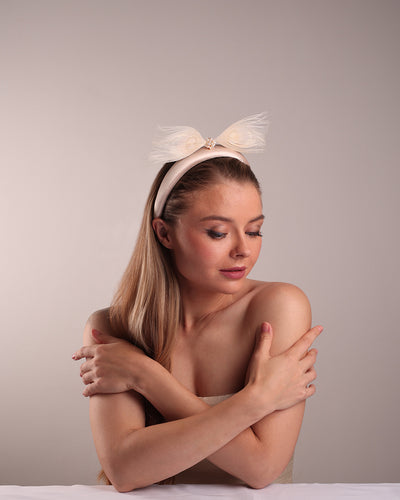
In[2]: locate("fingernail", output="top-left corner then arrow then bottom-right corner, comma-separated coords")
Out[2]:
72,354 -> 76,359
317,326 -> 324,333
262,322 -> 271,333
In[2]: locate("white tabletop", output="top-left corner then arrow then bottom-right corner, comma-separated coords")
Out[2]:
0,483 -> 399,499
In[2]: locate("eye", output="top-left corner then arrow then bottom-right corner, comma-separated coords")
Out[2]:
246,231 -> 263,238
206,230 -> 227,240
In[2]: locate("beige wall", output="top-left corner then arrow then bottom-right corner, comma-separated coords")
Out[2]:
1,0 -> 399,485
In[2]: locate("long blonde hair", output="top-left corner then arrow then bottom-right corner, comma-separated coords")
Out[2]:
109,157 -> 260,368
109,162 -> 179,368
100,157 -> 260,486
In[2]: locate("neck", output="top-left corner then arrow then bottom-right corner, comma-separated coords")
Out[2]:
178,280 -> 234,333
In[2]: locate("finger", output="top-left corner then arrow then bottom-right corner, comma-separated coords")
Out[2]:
92,329 -> 115,344
300,348 -> 318,370
81,371 -> 95,385
304,367 -> 317,385
304,383 -> 316,399
289,326 -> 323,359
300,346 -> 318,360
80,359 -> 94,377
256,322 -> 274,358
83,382 -> 99,398
72,346 -> 96,360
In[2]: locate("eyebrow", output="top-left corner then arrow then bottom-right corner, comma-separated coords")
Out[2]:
199,215 -> 265,223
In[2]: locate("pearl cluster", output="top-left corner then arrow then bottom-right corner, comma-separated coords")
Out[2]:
204,137 -> 217,149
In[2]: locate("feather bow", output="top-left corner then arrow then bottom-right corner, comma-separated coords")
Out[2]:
149,112 -> 268,165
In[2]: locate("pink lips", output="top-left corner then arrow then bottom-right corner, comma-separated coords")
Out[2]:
219,267 -> 247,279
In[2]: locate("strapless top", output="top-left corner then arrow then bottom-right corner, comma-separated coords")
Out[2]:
174,393 -> 293,485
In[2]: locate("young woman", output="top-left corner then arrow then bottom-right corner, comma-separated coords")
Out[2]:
73,115 -> 322,492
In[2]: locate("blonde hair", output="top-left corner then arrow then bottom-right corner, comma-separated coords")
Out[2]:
100,157 -> 260,486
109,157 -> 260,368
109,162 -> 179,368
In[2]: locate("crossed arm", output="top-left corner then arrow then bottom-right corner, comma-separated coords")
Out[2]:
74,285 -> 321,491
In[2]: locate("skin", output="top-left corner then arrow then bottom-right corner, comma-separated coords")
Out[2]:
73,180 -> 322,491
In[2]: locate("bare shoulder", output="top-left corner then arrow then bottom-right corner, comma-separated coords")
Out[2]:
88,307 -> 112,330
83,307 -> 113,344
246,281 -> 312,354
249,281 -> 311,315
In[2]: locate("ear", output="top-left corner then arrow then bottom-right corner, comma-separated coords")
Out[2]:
152,218 -> 174,249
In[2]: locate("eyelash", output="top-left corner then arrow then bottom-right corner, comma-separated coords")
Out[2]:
206,230 -> 263,240
206,230 -> 226,239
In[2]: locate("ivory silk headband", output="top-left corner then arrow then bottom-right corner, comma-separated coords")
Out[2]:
151,113 -> 268,218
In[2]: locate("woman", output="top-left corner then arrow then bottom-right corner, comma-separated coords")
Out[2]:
73,114 -> 322,492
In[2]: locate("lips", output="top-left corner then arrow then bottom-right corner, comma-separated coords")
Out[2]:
219,267 -> 247,279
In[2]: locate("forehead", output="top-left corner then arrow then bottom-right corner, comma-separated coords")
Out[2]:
184,180 -> 262,217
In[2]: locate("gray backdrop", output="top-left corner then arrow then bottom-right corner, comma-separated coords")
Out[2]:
1,0 -> 399,486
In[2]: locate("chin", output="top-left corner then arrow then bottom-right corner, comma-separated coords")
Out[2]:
216,278 -> 248,295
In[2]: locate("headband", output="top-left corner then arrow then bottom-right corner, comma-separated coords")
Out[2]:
151,113 -> 268,218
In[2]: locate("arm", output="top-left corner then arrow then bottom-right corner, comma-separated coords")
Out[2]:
136,284 -> 317,487
238,283 -> 315,484
76,288 -> 320,489
81,318 -> 280,491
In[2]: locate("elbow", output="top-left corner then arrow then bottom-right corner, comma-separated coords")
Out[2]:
243,463 -> 284,490
105,465 -> 145,493
108,472 -> 141,493
100,456 -> 139,493
246,477 -> 272,490
99,437 -> 160,492
113,481 -> 147,493
113,482 -> 135,494
112,476 -> 157,493
104,460 -> 156,492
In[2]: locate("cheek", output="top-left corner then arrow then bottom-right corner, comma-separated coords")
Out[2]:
177,233 -> 222,265
247,238 -> 262,265
187,236 -> 220,262
255,239 -> 262,256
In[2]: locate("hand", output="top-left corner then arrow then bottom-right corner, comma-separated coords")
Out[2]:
72,330 -> 148,397
246,322 -> 322,412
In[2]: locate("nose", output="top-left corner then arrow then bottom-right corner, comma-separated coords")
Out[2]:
230,234 -> 251,259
